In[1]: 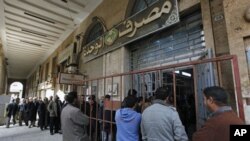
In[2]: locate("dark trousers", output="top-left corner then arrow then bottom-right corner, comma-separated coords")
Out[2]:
50,117 -> 59,134
39,115 -> 45,130
6,115 -> 15,128
23,112 -> 28,126
19,112 -> 26,126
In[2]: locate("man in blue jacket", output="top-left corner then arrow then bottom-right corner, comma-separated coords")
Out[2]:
115,95 -> 141,141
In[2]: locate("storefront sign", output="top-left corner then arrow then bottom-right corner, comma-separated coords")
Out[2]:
45,82 -> 52,89
58,44 -> 73,64
82,0 -> 179,62
38,82 -> 45,90
58,73 -> 84,85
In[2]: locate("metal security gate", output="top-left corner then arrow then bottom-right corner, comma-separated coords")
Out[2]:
130,11 -> 205,70
129,11 -> 206,98
81,55 -> 244,141
195,49 -> 216,128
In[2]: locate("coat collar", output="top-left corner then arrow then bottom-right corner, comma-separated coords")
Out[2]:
210,106 -> 232,117
152,99 -> 172,107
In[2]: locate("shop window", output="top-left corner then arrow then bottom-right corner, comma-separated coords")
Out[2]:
246,49 -> 250,79
45,62 -> 49,80
86,22 -> 104,44
130,0 -> 158,16
244,36 -> 250,79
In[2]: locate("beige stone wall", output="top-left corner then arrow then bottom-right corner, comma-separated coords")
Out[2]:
0,45 -> 7,95
179,0 -> 200,11
76,0 -> 129,100
223,0 -> 250,123
223,0 -> 250,98
75,0 -> 129,35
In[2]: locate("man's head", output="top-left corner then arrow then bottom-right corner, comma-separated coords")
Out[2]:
88,95 -> 96,105
137,97 -> 143,105
54,95 -> 59,101
124,95 -> 137,108
155,87 -> 173,104
44,97 -> 48,103
203,86 -> 228,112
22,98 -> 26,103
67,91 -> 78,105
49,96 -> 53,101
29,97 -> 33,102
33,97 -> 37,102
105,95 -> 111,101
127,89 -> 137,97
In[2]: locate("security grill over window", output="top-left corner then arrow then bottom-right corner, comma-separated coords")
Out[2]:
129,11 -> 205,70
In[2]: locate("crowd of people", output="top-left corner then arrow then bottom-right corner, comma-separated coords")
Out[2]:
5,95 -> 63,135
5,86 -> 245,141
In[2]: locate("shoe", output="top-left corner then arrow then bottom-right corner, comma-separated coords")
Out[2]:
50,133 -> 54,135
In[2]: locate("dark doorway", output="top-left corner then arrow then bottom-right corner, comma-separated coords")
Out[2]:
162,68 -> 196,139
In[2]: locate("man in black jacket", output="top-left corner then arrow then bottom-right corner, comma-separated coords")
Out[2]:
6,99 -> 18,128
27,97 -> 36,128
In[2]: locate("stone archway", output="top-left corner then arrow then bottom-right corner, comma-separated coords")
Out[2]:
7,78 -> 26,98
9,81 -> 23,99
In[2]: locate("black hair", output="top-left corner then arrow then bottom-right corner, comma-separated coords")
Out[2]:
137,96 -> 143,103
155,87 -> 173,102
89,95 -> 96,101
123,95 -> 137,108
127,89 -> 137,97
67,91 -> 78,104
105,95 -> 111,99
203,86 -> 228,105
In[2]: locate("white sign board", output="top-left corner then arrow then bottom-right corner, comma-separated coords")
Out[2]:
58,44 -> 73,64
59,73 -> 84,85
38,82 -> 45,90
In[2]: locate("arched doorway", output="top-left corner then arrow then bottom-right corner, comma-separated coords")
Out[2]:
9,82 -> 23,100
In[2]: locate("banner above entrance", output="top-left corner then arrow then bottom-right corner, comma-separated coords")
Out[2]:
82,0 -> 179,62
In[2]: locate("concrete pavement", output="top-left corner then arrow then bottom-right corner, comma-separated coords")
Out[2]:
0,124 -> 62,141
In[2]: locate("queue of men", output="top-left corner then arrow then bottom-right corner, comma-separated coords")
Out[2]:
5,95 -> 63,135
5,86 -> 245,141
60,86 -> 244,141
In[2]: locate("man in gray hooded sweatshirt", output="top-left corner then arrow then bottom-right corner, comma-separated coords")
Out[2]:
141,87 -> 188,141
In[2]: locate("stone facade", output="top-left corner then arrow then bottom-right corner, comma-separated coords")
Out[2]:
24,0 -> 250,123
223,0 -> 250,123
0,44 -> 7,95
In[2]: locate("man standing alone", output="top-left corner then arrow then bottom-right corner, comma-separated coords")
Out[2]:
61,91 -> 89,141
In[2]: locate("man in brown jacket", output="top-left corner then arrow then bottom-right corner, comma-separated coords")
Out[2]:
192,86 -> 244,141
